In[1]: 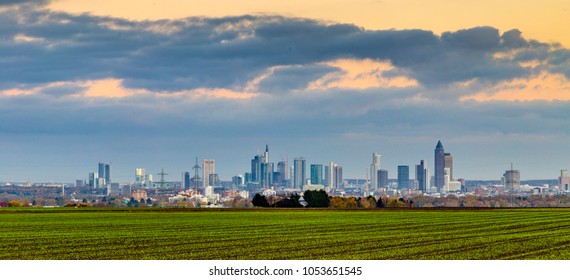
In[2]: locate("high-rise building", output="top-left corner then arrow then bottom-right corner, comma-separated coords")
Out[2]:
263,145 -> 269,163
416,160 -> 427,192
88,172 -> 97,188
398,165 -> 409,190
434,141 -> 445,192
251,155 -> 261,183
182,172 -> 191,190
378,169 -> 388,189
260,162 -> 274,187
208,173 -> 220,187
98,162 -> 111,185
334,164 -> 343,189
310,164 -> 323,185
203,159 -> 215,188
293,157 -> 306,189
276,160 -> 288,186
232,175 -> 244,188
135,168 -> 145,184
503,165 -> 520,191
444,153 -> 453,181
559,170 -> 570,191
370,153 -> 381,191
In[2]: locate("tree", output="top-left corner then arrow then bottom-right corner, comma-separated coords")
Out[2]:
146,197 -> 152,205
252,194 -> 270,207
303,190 -> 329,207
376,197 -> 384,208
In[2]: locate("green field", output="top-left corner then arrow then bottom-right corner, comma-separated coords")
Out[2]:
1,208 -> 570,259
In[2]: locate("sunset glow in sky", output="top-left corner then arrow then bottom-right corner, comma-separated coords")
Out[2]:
1,0 -> 569,181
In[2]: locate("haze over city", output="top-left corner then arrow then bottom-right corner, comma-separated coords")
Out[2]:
1,0 -> 570,182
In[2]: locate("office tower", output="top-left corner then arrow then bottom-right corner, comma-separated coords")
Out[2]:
276,160 -> 288,186
444,168 -> 451,192
260,162 -> 274,187
135,168 -> 145,184
434,141 -> 445,192
293,157 -> 306,189
416,160 -> 427,192
378,169 -> 388,189
88,172 -> 97,188
244,172 -> 252,184
182,172 -> 191,190
263,145 -> 269,163
203,159 -> 215,188
397,165 -> 409,190
310,164 -> 323,185
559,170 -> 570,191
251,155 -> 261,183
208,173 -> 220,187
425,168 -> 431,192
444,153 -> 453,181
75,180 -> 84,188
98,162 -> 110,185
503,164 -> 520,190
232,175 -> 244,188
334,164 -> 343,189
370,153 -> 381,190
323,165 -> 330,186
277,160 -> 288,180
326,162 -> 336,188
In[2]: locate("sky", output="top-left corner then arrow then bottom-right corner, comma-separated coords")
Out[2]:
1,0 -> 570,182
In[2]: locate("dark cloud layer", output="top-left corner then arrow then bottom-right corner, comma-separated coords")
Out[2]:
2,9 -> 568,92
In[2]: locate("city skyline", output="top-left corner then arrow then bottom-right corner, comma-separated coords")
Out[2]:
1,1 -> 570,182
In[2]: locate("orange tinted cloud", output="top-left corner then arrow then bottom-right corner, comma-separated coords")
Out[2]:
307,59 -> 418,90
464,71 -> 570,102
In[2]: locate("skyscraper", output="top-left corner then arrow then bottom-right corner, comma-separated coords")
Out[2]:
559,170 -> 570,191
370,153 -> 381,191
293,157 -> 306,189
98,162 -> 111,185
377,169 -> 388,189
434,141 -> 445,192
503,164 -> 520,191
251,155 -> 261,183
182,171 -> 191,190
334,164 -> 343,189
276,160 -> 288,186
260,162 -> 274,187
416,160 -> 427,192
444,153 -> 453,181
398,165 -> 409,190
203,159 -> 215,188
310,164 -> 323,185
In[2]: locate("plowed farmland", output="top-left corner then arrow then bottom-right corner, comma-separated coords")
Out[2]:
1,208 -> 569,259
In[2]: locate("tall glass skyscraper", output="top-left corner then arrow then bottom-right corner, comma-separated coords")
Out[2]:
397,165 -> 409,190
293,157 -> 306,189
310,164 -> 323,185
434,141 -> 445,192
